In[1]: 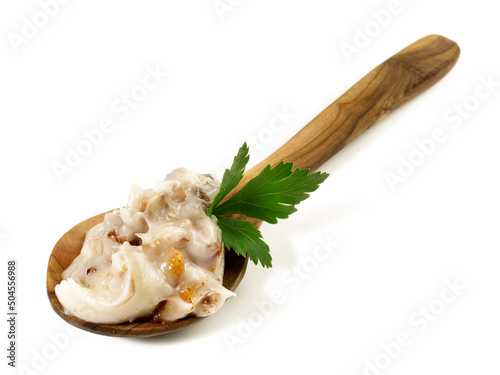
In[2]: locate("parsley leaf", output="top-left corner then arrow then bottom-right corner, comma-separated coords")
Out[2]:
216,216 -> 272,268
207,142 -> 329,268
212,161 -> 329,224
207,142 -> 249,217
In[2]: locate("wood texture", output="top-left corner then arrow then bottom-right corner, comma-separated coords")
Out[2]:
47,34 -> 459,337
233,34 -> 460,193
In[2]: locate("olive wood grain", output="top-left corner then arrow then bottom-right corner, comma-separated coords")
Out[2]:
47,34 -> 459,337
234,34 -> 460,191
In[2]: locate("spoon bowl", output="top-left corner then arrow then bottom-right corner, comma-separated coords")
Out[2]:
47,34 -> 460,337
46,211 -> 248,337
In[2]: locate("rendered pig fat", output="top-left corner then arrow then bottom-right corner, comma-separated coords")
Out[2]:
55,168 -> 234,324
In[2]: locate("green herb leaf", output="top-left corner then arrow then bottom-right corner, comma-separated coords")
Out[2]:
212,161 -> 329,224
207,142 -> 249,217
207,143 -> 329,268
216,216 -> 272,268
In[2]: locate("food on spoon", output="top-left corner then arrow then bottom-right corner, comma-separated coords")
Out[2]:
55,168 -> 234,324
55,142 -> 328,325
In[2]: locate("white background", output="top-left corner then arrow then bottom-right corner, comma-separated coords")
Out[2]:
1,1 -> 499,374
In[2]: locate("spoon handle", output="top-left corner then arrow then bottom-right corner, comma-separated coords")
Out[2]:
244,34 -> 459,180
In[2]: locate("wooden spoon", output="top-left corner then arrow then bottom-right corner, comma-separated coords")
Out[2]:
47,34 -> 460,337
